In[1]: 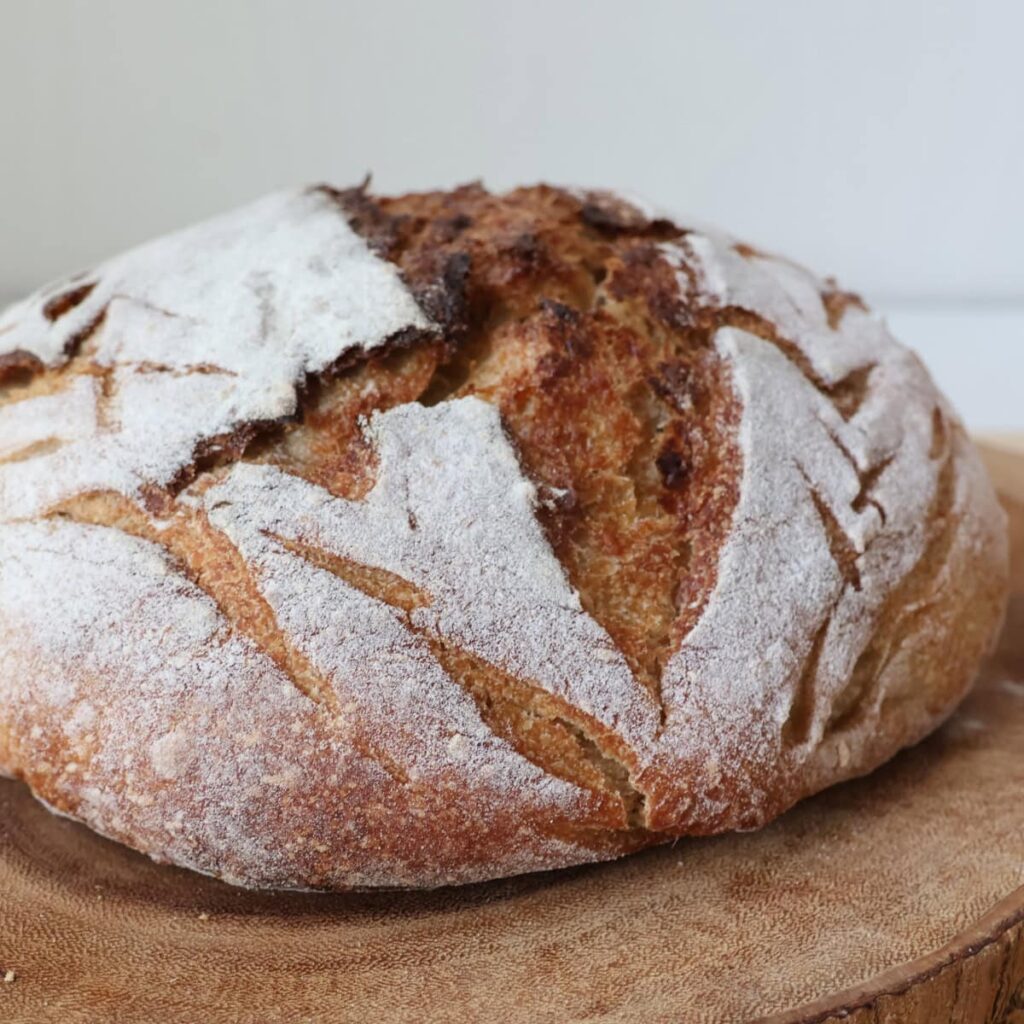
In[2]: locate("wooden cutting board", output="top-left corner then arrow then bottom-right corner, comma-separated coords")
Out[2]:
1,440 -> 1022,1024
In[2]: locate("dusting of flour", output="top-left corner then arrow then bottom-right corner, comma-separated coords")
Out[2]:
0,188 -> 432,520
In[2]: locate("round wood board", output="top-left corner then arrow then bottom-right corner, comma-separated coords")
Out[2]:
1,441 -> 1022,1024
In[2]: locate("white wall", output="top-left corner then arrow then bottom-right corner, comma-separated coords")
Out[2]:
1,0 -> 1021,426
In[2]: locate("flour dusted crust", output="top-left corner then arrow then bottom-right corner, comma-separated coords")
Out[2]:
0,183 -> 1009,889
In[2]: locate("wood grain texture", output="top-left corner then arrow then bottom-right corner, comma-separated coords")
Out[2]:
0,439 -> 1021,1024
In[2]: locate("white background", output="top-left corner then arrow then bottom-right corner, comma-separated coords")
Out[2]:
1,0 -> 1021,430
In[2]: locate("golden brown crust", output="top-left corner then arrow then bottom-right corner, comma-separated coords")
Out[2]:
324,184 -> 745,709
0,182 -> 1010,889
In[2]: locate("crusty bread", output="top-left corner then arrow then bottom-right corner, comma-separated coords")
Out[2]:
0,183 -> 1009,889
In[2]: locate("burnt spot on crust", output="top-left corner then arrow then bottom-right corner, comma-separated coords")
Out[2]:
656,447 -> 689,490
578,189 -> 680,240
316,180 -> 405,258
320,182 -> 475,344
538,298 -> 582,326
413,251 -> 473,340
0,348 -> 46,384
436,212 -> 473,240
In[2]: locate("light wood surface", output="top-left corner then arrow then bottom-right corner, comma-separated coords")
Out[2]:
0,440 -> 1021,1023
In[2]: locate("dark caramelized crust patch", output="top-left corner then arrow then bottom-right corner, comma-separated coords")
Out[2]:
291,184 -> 745,715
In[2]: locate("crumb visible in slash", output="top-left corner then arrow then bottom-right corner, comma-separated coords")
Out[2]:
197,912 -> 210,921
3,969 -> 15,984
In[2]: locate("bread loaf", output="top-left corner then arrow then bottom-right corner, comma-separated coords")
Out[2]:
0,183 -> 1008,889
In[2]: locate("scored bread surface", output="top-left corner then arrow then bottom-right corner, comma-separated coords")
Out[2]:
0,184 -> 1008,889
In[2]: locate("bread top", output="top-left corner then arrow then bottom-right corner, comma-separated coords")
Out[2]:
0,184 -> 1008,888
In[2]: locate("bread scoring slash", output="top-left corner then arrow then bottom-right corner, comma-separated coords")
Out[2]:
0,183 -> 1008,889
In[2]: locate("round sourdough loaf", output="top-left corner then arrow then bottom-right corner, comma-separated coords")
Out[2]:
0,184 -> 1009,889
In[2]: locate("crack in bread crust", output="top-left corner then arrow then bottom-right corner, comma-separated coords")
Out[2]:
715,306 -> 876,421
800,469 -> 864,592
0,189 -> 437,521
43,494 -> 421,786
828,447 -> 958,732
274,534 -> 646,827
